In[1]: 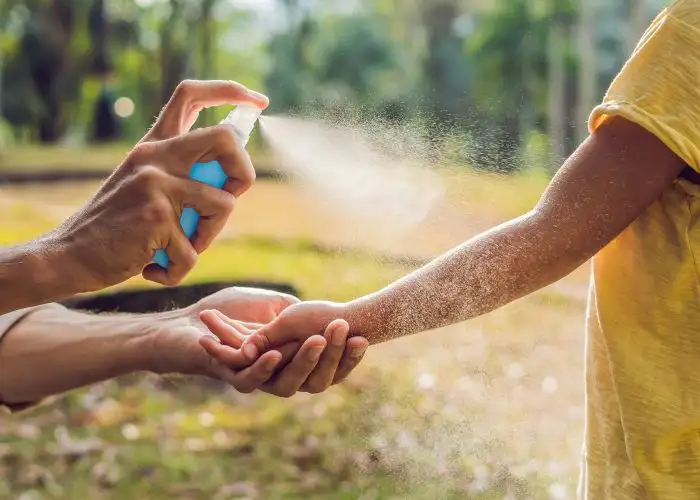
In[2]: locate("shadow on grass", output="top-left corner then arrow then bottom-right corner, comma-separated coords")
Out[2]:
62,281 -> 299,314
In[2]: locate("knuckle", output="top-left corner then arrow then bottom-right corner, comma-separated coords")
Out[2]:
161,273 -> 178,287
167,273 -> 186,287
144,198 -> 171,225
183,249 -> 198,269
130,141 -> 156,160
125,143 -> 156,169
213,124 -> 236,146
173,79 -> 196,101
135,164 -> 167,188
241,161 -> 256,187
210,128 -> 237,155
131,142 -> 158,161
217,192 -> 236,215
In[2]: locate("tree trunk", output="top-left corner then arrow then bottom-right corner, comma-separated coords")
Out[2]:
576,0 -> 597,146
29,0 -> 76,142
199,0 -> 218,125
421,0 -> 462,121
88,0 -> 109,74
547,21 -> 567,172
160,0 -> 188,105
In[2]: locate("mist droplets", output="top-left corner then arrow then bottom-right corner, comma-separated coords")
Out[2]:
259,114 -> 446,233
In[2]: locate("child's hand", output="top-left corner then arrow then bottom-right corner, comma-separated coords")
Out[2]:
199,306 -> 368,396
245,301 -> 349,354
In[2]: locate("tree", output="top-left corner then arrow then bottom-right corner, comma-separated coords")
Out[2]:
19,0 -> 82,142
421,0 -> 471,123
265,2 -> 408,119
467,0 -> 547,171
159,0 -> 190,104
576,0 -> 597,146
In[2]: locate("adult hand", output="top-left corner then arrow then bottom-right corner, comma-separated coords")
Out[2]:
147,288 -> 368,397
51,80 -> 268,293
199,300 -> 369,396
190,286 -> 299,324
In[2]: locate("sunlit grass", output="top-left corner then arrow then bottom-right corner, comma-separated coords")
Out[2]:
0,144 -> 277,173
0,144 -> 131,171
442,165 -> 549,219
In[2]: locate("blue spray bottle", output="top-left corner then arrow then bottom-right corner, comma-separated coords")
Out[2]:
152,103 -> 263,268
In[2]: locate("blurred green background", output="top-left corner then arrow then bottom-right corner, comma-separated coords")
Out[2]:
0,1 -> 665,499
0,0 -> 666,170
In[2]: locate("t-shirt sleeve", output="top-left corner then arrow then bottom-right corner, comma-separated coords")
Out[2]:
0,304 -> 62,414
589,1 -> 700,173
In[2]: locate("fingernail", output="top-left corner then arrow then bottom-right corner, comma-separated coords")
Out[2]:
243,342 -> 259,360
247,89 -> 269,103
331,325 -> 346,347
308,346 -> 324,361
351,346 -> 368,359
265,356 -> 279,370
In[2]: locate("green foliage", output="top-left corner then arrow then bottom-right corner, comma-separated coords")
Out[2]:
0,0 -> 650,170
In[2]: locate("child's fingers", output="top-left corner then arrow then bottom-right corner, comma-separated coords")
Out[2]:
241,331 -> 269,361
200,310 -> 246,347
240,317 -> 312,362
199,335 -> 254,369
242,323 -> 283,359
238,321 -> 264,330
213,310 -> 263,334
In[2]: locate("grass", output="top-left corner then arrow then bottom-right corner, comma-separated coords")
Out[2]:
0,144 -> 130,171
441,166 -> 549,221
0,145 -> 278,174
0,150 -> 586,499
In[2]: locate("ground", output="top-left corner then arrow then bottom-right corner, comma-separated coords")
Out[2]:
0,149 -> 588,499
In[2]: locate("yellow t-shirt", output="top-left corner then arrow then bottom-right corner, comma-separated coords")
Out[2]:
583,1 -> 700,498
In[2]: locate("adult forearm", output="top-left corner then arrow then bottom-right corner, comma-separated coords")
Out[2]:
0,236 -> 80,314
344,211 -> 586,344
0,305 -> 176,406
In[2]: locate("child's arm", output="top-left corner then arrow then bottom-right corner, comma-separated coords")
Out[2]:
229,116 -> 685,353
346,117 -> 685,343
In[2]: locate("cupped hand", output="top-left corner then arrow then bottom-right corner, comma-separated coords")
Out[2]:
148,287 -> 368,397
198,307 -> 369,396
51,80 -> 268,294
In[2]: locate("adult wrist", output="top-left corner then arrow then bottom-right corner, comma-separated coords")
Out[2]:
35,231 -> 97,296
81,309 -> 183,376
139,308 -> 199,375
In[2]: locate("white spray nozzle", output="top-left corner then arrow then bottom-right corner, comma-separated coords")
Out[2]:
221,103 -> 263,147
